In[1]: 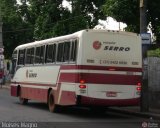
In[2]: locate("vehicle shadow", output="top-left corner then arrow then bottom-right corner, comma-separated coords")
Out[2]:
15,100 -> 133,119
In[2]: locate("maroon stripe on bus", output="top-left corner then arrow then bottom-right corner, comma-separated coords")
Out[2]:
59,73 -> 141,85
60,65 -> 142,72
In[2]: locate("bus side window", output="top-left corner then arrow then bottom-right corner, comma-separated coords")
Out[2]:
18,49 -> 25,65
57,43 -> 64,62
26,48 -> 34,64
63,42 -> 70,62
52,44 -> 56,62
46,44 -> 54,63
35,46 -> 44,64
70,40 -> 77,62
35,46 -> 41,64
40,46 -> 44,64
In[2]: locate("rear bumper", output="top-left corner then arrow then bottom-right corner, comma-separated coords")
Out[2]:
77,96 -> 140,106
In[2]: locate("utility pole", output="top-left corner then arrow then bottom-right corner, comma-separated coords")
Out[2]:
140,0 -> 147,33
140,0 -> 149,112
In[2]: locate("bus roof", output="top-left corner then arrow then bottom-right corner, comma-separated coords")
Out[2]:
14,29 -> 139,50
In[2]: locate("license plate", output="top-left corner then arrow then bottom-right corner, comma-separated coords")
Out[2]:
106,91 -> 117,97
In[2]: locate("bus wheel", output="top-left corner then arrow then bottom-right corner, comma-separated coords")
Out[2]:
48,91 -> 59,113
19,97 -> 28,105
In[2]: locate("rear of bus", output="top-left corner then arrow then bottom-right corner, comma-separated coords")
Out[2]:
76,30 -> 142,107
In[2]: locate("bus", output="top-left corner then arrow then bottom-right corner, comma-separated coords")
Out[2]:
10,29 -> 142,112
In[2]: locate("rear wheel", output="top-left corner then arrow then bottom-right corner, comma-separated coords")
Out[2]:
48,90 -> 59,112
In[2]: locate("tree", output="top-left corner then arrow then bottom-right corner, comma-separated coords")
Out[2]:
0,0 -> 33,58
102,0 -> 140,33
1,0 -> 106,58
27,0 -> 72,40
102,0 -> 160,44
68,0 -> 106,28
147,0 -> 160,43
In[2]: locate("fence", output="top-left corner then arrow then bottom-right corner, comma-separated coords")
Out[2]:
148,57 -> 160,108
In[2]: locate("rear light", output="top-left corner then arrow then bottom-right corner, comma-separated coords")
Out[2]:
136,87 -> 141,91
79,85 -> 86,89
80,80 -> 85,84
136,82 -> 141,91
137,82 -> 141,86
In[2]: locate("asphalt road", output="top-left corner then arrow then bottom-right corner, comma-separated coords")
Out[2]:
0,88 -> 152,128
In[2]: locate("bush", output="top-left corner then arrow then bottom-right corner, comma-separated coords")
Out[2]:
148,48 -> 160,57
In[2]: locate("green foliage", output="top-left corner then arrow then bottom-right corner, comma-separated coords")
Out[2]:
1,0 -> 105,58
102,0 -> 160,43
0,0 -> 34,58
147,0 -> 160,42
148,48 -> 160,57
29,0 -> 106,40
102,0 -> 140,33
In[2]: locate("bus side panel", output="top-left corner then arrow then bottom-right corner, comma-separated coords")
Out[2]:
20,86 -> 48,103
11,65 -> 60,102
54,67 -> 78,106
11,84 -> 18,97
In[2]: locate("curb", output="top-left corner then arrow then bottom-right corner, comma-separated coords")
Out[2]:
109,107 -> 160,120
0,84 -> 10,90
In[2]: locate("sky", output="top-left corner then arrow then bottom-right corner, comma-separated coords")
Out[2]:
95,17 -> 127,31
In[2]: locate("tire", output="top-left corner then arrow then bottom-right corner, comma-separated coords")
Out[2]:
48,90 -> 59,113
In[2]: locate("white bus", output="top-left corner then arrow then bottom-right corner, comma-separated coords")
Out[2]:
11,29 -> 142,112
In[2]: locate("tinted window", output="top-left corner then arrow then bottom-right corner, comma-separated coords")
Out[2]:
70,40 -> 78,62
26,48 -> 34,64
18,49 -> 25,65
57,43 -> 64,62
35,46 -> 44,64
46,44 -> 56,63
63,42 -> 70,62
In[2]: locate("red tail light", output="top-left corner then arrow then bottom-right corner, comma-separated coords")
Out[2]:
136,82 -> 141,91
137,82 -> 141,86
79,85 -> 86,89
80,80 -> 85,84
136,87 -> 141,91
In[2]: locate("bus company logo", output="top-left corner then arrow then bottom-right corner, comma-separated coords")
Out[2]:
26,70 -> 29,78
93,41 -> 102,50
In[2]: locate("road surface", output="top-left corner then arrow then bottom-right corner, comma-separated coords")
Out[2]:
0,88 -> 152,128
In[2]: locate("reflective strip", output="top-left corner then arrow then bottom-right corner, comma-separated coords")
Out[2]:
60,69 -> 142,76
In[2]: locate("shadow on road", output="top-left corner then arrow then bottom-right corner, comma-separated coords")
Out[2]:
14,101 -> 133,119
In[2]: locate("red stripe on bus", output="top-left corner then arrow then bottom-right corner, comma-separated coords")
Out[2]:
59,73 -> 141,85
60,65 -> 142,72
